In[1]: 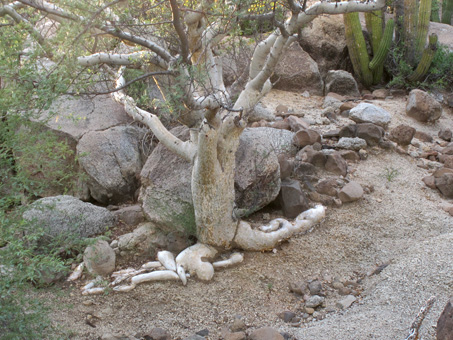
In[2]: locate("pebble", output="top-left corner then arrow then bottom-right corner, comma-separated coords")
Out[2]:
278,311 -> 296,323
336,295 -> 357,309
308,280 -> 323,295
230,317 -> 247,332
305,295 -> 325,308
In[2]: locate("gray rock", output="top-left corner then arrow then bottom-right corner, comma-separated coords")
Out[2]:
356,123 -> 384,146
336,295 -> 357,309
278,155 -> 294,180
406,89 -> 442,122
323,94 -> 343,110
316,179 -> 340,197
77,125 -> 148,204
249,327 -> 285,340
287,115 -> 310,132
248,102 -> 276,123
414,131 -> 433,143
389,124 -> 416,146
437,298 -> 453,340
336,137 -> 367,151
349,103 -> 391,128
23,195 -> 115,239
339,181 -> 364,203
278,311 -> 296,323
306,295 -> 325,308
324,70 -> 360,97
182,336 -> 206,340
278,179 -> 310,219
272,42 -> 324,96
230,317 -> 247,332
308,280 -> 323,295
83,240 -> 116,276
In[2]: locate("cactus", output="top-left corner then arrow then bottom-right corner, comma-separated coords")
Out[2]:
369,19 -> 395,71
442,0 -> 453,24
431,0 -> 440,22
415,0 -> 432,58
344,12 -> 373,87
365,11 -> 384,83
407,34 -> 438,82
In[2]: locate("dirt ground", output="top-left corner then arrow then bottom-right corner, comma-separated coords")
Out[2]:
40,90 -> 453,340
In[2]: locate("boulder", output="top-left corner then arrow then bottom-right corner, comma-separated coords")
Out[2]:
271,42 -> 324,96
140,127 -> 295,235
83,240 -> 116,277
406,89 -> 442,122
435,173 -> 453,198
278,179 -> 310,219
287,115 -> 310,132
112,205 -> 145,226
299,15 -> 348,77
437,298 -> 453,340
77,125 -> 148,205
339,181 -> 364,203
349,103 -> 392,128
23,195 -> 115,240
293,129 -> 322,148
324,70 -> 360,97
389,124 -> 416,146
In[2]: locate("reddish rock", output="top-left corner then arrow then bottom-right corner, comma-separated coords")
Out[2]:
437,298 -> 453,340
339,181 -> 364,203
339,125 -> 357,138
308,192 -> 337,206
439,128 -> 452,142
362,94 -> 374,100
326,92 -> 346,101
443,156 -> 453,169
324,70 -> 360,97
435,173 -> 453,198
414,131 -> 433,142
145,328 -> 171,340
340,102 -> 357,112
316,178 -> 340,197
372,88 -> 389,99
275,104 -> 289,116
406,89 -> 442,122
339,150 -> 360,162
300,148 -> 327,168
249,327 -> 285,340
434,168 -> 453,178
287,115 -> 310,132
112,205 -> 145,226
270,120 -> 290,130
389,124 -> 416,146
422,176 -> 437,189
325,153 -> 348,176
442,145 -> 453,155
293,129 -> 322,148
278,154 -> 294,180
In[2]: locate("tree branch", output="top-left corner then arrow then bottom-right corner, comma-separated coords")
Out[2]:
113,67 -> 196,162
77,51 -> 168,69
169,0 -> 190,64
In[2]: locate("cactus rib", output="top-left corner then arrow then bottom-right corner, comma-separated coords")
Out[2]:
407,34 -> 438,82
369,19 -> 395,71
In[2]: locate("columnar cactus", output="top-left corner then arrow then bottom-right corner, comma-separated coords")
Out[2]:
407,34 -> 439,82
442,0 -> 453,24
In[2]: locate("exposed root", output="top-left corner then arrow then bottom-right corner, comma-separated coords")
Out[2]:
404,296 -> 436,340
67,262 -> 84,281
73,205 -> 326,294
175,243 -> 218,281
233,205 -> 326,251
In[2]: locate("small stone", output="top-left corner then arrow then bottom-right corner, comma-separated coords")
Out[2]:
336,295 -> 357,309
339,181 -> 364,203
372,89 -> 389,99
340,102 -> 357,112
308,280 -> 323,295
275,104 -> 289,116
82,300 -> 94,306
230,317 -> 247,332
278,311 -> 296,323
146,328 -> 171,340
332,281 -> 344,290
316,179 -> 339,197
303,307 -> 315,315
439,128 -> 452,142
305,295 -> 325,308
278,179 -> 310,218
406,89 -> 442,122
271,120 -> 291,130
349,103 -> 392,128
422,176 -> 437,189
249,327 -> 285,340
435,173 -> 453,198
414,131 -> 433,143
287,115 -> 310,132
325,153 -> 348,176
338,287 -> 352,296
196,329 -> 209,337
339,150 -> 360,162
289,281 -> 307,295
224,332 -> 246,340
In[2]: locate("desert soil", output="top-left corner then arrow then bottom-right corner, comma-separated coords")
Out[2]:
39,90 -> 453,340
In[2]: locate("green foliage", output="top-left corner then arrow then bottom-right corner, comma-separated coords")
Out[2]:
382,167 -> 399,182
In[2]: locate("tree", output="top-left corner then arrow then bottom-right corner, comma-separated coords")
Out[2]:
1,0 -> 385,283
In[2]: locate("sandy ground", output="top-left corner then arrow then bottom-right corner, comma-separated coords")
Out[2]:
40,90 -> 453,340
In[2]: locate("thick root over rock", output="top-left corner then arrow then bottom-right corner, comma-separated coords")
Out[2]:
233,205 -> 326,251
